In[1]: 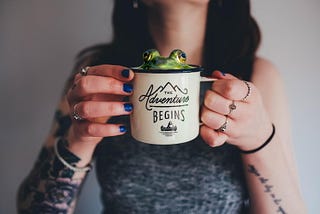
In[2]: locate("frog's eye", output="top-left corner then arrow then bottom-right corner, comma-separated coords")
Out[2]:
178,51 -> 187,63
143,51 -> 152,62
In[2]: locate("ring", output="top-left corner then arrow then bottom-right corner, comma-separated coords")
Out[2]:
228,100 -> 236,115
215,116 -> 228,132
72,104 -> 83,121
242,81 -> 251,101
80,66 -> 90,76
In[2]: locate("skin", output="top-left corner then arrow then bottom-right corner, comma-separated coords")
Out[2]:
25,0 -> 306,213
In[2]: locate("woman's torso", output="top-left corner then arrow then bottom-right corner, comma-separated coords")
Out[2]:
94,81 -> 248,214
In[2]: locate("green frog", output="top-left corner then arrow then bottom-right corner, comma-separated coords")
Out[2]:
136,49 -> 195,70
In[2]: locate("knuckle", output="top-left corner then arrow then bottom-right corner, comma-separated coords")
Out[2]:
86,123 -> 96,136
106,78 -> 118,91
203,90 -> 214,108
223,81 -> 237,98
107,103 -> 117,114
81,102 -> 92,118
78,77 -> 90,93
200,107 -> 211,122
210,136 -> 224,147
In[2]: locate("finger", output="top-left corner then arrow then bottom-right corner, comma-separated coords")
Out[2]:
73,101 -> 133,119
75,65 -> 134,81
68,76 -> 133,101
203,90 -> 246,118
212,79 -> 255,102
203,90 -> 243,117
73,122 -> 127,138
201,106 -> 234,130
200,125 -> 228,147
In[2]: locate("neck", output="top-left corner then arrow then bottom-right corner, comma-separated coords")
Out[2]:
145,2 -> 209,66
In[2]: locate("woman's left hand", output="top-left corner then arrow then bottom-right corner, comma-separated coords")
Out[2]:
200,70 -> 273,151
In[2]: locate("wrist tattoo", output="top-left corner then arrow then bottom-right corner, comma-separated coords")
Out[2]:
247,164 -> 287,214
18,141 -> 85,213
54,110 -> 72,138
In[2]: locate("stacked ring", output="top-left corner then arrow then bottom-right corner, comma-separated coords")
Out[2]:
80,66 -> 90,76
228,100 -> 237,115
216,116 -> 228,132
242,81 -> 251,101
72,104 -> 83,121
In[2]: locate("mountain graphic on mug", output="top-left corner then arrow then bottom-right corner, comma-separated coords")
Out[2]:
157,82 -> 188,94
161,121 -> 177,132
138,82 -> 189,111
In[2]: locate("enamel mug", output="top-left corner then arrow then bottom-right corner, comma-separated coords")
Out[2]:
130,67 -> 214,145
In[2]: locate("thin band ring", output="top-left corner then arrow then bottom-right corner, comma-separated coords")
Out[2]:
215,116 -> 228,132
228,100 -> 237,115
80,66 -> 90,76
242,81 -> 251,101
72,104 -> 83,121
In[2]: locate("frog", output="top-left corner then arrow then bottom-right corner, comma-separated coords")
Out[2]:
136,49 -> 195,70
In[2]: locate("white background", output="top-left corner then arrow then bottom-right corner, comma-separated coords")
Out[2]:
0,0 -> 319,213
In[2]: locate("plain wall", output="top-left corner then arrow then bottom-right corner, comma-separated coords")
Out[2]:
1,0 -> 319,213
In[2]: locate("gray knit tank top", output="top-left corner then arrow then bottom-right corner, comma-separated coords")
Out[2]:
95,82 -> 248,214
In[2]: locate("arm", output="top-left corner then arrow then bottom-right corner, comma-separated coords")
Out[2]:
17,98 -> 89,214
241,58 -> 306,213
17,65 -> 135,213
200,59 -> 307,213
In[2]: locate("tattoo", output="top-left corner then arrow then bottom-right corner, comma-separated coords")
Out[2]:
248,164 -> 260,176
17,138 -> 85,213
247,164 -> 287,214
54,110 -> 72,138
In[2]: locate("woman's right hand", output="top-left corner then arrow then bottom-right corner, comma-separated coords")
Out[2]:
65,65 -> 134,165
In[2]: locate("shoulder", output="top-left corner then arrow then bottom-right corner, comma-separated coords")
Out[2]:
250,57 -> 285,98
251,57 -> 291,139
251,57 -> 281,83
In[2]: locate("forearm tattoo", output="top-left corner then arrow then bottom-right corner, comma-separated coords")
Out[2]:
247,164 -> 287,214
17,110 -> 86,213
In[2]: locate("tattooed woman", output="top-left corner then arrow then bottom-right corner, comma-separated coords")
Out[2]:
17,0 -> 306,213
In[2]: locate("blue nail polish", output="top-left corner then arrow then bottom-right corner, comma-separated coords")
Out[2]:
124,103 -> 133,112
220,71 -> 226,76
123,83 -> 133,93
121,69 -> 130,78
119,125 -> 127,133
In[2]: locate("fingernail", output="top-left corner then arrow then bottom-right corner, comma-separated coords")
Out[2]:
123,83 -> 133,93
121,69 -> 130,78
123,103 -> 133,112
119,125 -> 127,133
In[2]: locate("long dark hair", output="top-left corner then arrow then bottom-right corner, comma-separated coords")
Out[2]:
75,0 -> 260,80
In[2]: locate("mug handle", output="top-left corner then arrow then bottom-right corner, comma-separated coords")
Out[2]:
199,77 -> 216,126
200,76 -> 217,82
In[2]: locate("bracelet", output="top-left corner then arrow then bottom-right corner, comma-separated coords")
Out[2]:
239,124 -> 275,154
54,138 -> 92,173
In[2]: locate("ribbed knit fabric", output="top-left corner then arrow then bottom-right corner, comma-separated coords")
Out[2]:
94,82 -> 248,214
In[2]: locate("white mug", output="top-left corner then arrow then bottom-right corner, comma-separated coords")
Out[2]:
130,67 -> 214,145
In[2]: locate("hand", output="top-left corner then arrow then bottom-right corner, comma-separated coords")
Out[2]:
66,65 -> 134,152
200,71 -> 273,151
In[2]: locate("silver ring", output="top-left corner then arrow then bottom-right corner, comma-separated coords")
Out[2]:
242,81 -> 251,101
72,104 -> 83,121
215,116 -> 228,132
228,100 -> 236,115
80,66 -> 90,76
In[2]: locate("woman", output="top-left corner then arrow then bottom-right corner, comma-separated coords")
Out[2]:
17,0 -> 306,213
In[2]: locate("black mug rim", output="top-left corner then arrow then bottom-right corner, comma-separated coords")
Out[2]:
131,65 -> 204,73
